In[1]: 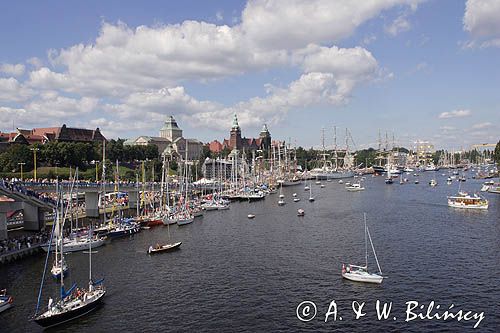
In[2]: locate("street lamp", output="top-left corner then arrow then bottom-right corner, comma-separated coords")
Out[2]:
30,147 -> 40,181
90,160 -> 99,182
18,162 -> 26,181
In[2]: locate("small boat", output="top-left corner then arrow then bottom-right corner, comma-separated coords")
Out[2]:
176,215 -> 194,226
247,214 -> 255,219
141,226 -> 151,230
50,259 -> 68,280
447,193 -> 488,210
148,242 -> 182,254
278,183 -> 285,204
338,180 -> 343,184
293,198 -> 300,202
217,204 -> 230,210
315,181 -> 321,185
481,184 -> 491,192
297,209 -> 305,216
292,193 -> 297,197
304,186 -> 310,191
320,184 -> 325,188
429,179 -> 437,187
414,180 -> 419,184
342,213 -> 384,284
346,183 -> 365,191
384,178 -> 393,184
0,289 -> 13,313
308,183 -> 315,202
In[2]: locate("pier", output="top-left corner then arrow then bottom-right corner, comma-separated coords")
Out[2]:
0,244 -> 43,264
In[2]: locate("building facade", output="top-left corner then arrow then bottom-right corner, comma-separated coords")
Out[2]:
18,124 -> 106,143
202,158 -> 233,180
125,115 -> 203,161
208,114 -> 271,156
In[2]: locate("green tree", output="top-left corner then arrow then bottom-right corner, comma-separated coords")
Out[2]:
144,144 -> 159,160
355,148 -> 378,167
0,144 -> 33,172
494,140 -> 500,164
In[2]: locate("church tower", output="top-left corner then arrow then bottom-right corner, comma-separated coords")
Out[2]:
259,124 -> 271,154
229,114 -> 242,150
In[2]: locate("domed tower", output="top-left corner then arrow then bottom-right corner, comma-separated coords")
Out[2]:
160,116 -> 183,142
259,123 -> 271,154
229,114 -> 242,150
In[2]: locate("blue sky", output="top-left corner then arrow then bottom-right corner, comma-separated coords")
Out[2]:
0,0 -> 499,150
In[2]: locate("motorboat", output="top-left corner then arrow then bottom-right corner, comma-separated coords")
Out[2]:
447,193 -> 488,210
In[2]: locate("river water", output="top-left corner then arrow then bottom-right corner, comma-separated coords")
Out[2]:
1,172 -> 499,332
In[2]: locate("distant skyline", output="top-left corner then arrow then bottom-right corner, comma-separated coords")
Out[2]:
0,0 -> 499,150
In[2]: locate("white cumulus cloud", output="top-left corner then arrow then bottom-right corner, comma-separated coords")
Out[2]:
463,0 -> 500,48
1,0 -> 427,136
0,63 -> 25,76
438,109 -> 472,119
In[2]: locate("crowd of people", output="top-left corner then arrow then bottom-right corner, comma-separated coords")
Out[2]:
0,179 -> 57,206
0,231 -> 50,255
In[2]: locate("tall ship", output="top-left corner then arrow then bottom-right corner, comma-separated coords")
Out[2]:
310,127 -> 355,180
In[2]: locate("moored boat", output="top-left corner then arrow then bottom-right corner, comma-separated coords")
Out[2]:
447,193 -> 488,210
346,183 -> 365,191
0,289 -> 13,313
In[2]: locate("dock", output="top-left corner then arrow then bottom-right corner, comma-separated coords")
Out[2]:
0,244 -> 43,264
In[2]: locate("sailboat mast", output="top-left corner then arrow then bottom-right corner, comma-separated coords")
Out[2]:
101,140 -> 106,224
166,158 -> 170,208
136,174 -> 139,217
88,226 -> 92,287
364,213 -> 368,269
75,169 -> 79,230
160,155 -> 165,212
59,180 -> 65,300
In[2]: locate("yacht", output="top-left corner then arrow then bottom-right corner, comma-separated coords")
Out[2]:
448,193 -> 488,210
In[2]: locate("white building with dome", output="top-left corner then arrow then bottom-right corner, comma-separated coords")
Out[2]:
125,116 -> 203,160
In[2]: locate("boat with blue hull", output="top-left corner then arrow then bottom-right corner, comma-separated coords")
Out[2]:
106,219 -> 141,238
0,289 -> 13,313
34,283 -> 105,328
34,156 -> 106,329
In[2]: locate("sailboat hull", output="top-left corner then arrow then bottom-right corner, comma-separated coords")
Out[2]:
42,238 -> 106,253
177,217 -> 194,226
34,290 -> 106,328
342,272 -> 383,284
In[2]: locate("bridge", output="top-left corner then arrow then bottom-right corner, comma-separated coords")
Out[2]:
0,185 -> 54,240
0,180 -> 217,239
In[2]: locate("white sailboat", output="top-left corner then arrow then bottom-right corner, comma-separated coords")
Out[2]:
308,181 -> 315,202
342,213 -> 384,284
278,183 -> 285,205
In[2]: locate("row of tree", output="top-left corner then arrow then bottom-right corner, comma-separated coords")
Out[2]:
0,140 -> 159,174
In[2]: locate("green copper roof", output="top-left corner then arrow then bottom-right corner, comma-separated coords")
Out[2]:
161,115 -> 181,131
